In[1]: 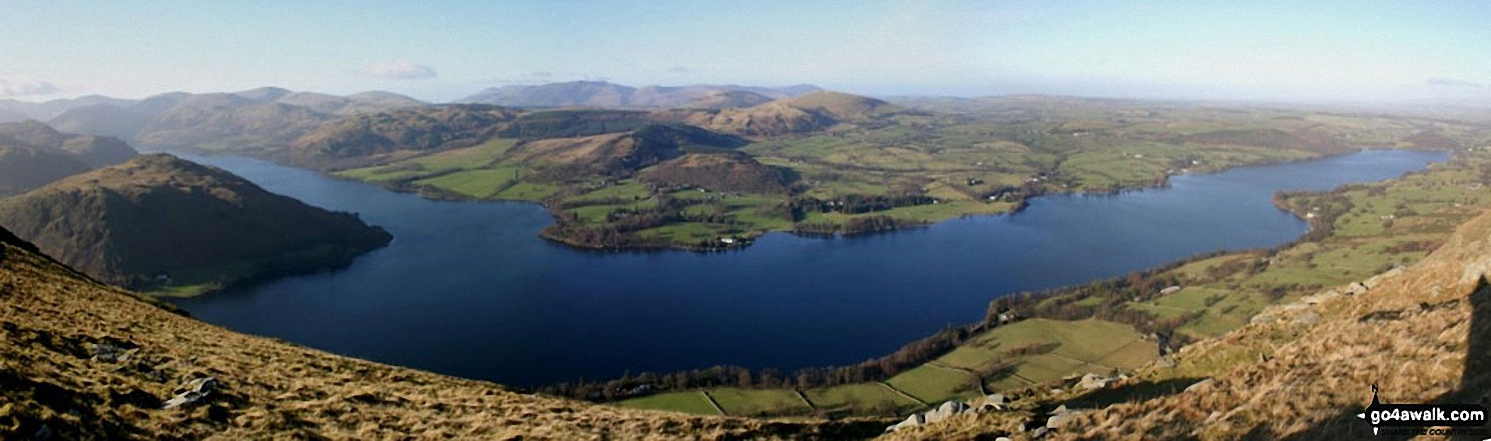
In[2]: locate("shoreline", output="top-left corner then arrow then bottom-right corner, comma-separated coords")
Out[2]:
293,146 -> 1438,253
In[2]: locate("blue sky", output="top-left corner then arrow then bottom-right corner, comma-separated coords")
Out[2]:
1,0 -> 1488,104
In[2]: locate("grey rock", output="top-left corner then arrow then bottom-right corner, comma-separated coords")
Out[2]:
981,393 -> 1007,410
1077,373 -> 1113,390
89,343 -> 136,363
163,377 -> 218,409
1030,426 -> 1049,438
1185,378 -> 1215,393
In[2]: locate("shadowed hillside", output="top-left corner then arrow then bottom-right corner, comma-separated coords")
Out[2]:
0,154 -> 391,295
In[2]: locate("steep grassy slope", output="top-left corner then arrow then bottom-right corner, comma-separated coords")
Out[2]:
0,230 -> 884,439
0,154 -> 390,295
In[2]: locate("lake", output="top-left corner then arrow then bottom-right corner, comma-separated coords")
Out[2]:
171,150 -> 1448,387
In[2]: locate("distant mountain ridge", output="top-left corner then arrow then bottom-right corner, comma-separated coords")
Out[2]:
0,121 -> 138,196
459,81 -> 822,109
0,88 -> 428,153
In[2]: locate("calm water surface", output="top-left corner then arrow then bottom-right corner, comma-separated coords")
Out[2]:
171,150 -> 1447,386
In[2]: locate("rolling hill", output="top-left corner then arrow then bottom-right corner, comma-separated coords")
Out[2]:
639,153 -> 791,194
285,104 -> 520,169
0,154 -> 391,295
506,123 -> 747,178
670,91 -> 899,137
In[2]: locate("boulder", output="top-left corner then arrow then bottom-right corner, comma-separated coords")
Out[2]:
1077,373 -> 1113,390
887,413 -> 925,432
980,393 -> 1007,411
1184,378 -> 1214,393
88,342 -> 136,363
164,377 -> 219,409
1345,282 -> 1369,295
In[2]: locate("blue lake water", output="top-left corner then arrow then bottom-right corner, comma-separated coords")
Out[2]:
171,150 -> 1448,387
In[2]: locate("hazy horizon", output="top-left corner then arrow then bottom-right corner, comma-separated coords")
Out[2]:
2,0 -> 1488,106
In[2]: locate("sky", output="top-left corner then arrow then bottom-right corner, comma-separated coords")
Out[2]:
1,0 -> 1488,105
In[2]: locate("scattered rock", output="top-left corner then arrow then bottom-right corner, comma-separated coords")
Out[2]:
1159,286 -> 1183,295
164,377 -> 218,409
925,400 -> 969,423
1345,282 -> 1369,296
1030,426 -> 1049,438
1048,404 -> 1068,415
1185,378 -> 1215,393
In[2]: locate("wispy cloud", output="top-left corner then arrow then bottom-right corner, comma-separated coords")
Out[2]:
358,61 -> 437,80
0,79 -> 61,97
1424,77 -> 1483,88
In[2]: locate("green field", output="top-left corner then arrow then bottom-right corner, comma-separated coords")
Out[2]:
614,391 -> 720,415
804,383 -> 923,415
706,388 -> 812,417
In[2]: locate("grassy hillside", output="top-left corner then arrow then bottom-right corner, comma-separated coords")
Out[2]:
0,154 -> 391,296
0,228 -> 887,439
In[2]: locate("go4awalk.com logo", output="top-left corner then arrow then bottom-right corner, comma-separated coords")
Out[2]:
1358,383 -> 1489,437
